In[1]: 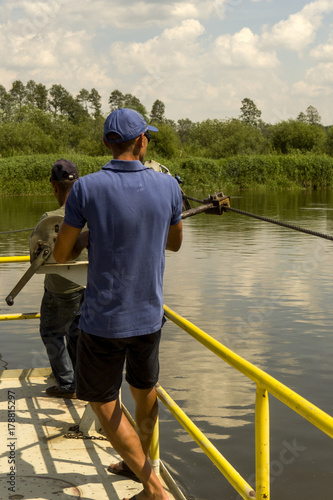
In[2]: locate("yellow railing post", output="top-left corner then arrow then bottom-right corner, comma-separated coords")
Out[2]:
150,415 -> 160,475
255,385 -> 270,500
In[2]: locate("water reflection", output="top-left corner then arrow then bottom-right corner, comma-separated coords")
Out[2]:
1,191 -> 333,499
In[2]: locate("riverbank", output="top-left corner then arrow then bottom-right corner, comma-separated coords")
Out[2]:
1,153 -> 333,194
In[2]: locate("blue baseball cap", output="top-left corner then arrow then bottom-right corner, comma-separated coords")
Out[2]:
104,108 -> 159,144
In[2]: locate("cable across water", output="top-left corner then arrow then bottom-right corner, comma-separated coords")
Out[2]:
182,195 -> 333,242
225,206 -> 333,242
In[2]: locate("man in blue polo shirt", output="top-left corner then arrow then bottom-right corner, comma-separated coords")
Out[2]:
53,108 -> 183,500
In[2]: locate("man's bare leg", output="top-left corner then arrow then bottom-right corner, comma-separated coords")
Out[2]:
108,386 -> 158,475
130,385 -> 158,457
90,399 -> 168,500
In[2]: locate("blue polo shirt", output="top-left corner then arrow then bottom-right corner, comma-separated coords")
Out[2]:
64,159 -> 182,338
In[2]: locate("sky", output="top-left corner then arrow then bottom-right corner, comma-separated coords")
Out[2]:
0,0 -> 333,125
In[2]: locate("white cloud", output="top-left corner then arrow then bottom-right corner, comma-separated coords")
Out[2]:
109,19 -> 205,75
1,27 -> 93,69
0,0 -> 333,125
262,0 -> 333,51
310,40 -> 333,60
171,2 -> 207,18
291,60 -> 333,108
63,0 -> 214,30
305,62 -> 333,85
214,27 -> 279,68
292,79 -> 331,98
164,17 -> 206,42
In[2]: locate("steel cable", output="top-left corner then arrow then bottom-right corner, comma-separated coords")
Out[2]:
225,206 -> 333,242
182,195 -> 333,242
0,228 -> 34,235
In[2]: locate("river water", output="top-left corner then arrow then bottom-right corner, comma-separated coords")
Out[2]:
1,190 -> 333,500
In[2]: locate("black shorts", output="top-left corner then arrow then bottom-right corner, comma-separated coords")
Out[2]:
76,330 -> 161,402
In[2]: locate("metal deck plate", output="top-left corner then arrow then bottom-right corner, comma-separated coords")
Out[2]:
0,369 -> 177,500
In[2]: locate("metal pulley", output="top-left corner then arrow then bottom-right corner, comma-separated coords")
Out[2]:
5,216 -> 64,306
203,192 -> 230,215
29,215 -> 64,264
181,192 -> 230,219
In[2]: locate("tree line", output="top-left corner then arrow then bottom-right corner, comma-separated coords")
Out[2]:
0,80 -> 332,159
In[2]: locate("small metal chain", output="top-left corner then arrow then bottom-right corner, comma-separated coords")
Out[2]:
63,424 -> 108,441
0,354 -> 8,370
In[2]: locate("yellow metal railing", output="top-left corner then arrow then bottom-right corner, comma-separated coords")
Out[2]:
0,257 -> 39,322
0,312 -> 40,321
155,383 -> 256,499
3,256 -> 333,499
0,255 -> 30,263
161,304 -> 333,500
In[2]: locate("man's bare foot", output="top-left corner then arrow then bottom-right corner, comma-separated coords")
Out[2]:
123,494 -> 169,500
123,488 -> 169,500
107,460 -> 140,482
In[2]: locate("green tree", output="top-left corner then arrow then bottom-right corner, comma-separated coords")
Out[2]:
89,88 -> 102,119
269,119 -> 326,154
189,118 -> 269,158
24,81 -> 48,111
35,83 -> 48,111
326,126 -> 333,156
63,95 -> 88,124
164,118 -> 176,130
48,84 -> 70,115
123,93 -> 147,118
177,118 -> 195,143
109,89 -> 125,111
150,99 -> 165,122
297,111 -> 307,123
0,121 -> 55,156
25,80 -> 37,106
216,119 -> 269,157
76,88 -> 90,111
240,97 -> 262,127
75,114 -> 106,156
0,85 -> 12,121
49,85 -> 88,123
9,80 -> 26,112
27,108 -> 54,135
306,105 -> 321,125
297,106 -> 322,125
147,122 -> 181,159
190,119 -> 222,149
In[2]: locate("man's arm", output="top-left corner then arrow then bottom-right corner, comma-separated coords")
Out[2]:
166,221 -> 183,252
53,222 -> 89,263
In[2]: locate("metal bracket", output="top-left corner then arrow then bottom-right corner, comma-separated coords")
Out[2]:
203,192 -> 230,215
182,192 -> 230,219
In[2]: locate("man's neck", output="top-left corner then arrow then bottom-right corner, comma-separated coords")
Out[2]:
57,193 -> 69,207
112,152 -> 140,161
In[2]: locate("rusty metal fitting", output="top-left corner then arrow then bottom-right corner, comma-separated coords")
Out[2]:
203,192 -> 230,215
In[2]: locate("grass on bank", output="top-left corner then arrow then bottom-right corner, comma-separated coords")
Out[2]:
1,153 -> 333,195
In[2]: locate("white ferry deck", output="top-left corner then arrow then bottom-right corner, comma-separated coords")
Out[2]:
0,368 -> 180,500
